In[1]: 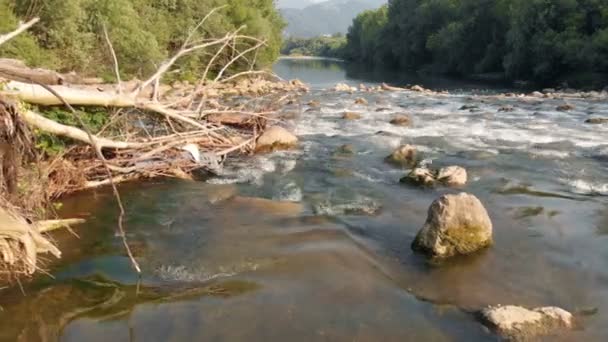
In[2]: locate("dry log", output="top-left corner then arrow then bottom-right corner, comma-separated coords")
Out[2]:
0,58 -> 63,85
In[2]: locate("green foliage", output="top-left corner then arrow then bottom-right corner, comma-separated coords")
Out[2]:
2,0 -> 285,80
345,0 -> 608,86
34,107 -> 110,155
281,34 -> 347,58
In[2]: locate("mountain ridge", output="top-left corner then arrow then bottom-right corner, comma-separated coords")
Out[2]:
280,0 -> 386,38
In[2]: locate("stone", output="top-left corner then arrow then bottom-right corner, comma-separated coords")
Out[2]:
412,193 -> 493,258
385,145 -> 417,167
334,83 -> 356,92
256,126 -> 298,152
343,112 -> 362,120
585,117 -> 608,124
307,100 -> 321,107
410,85 -> 426,92
437,166 -> 468,186
459,104 -> 479,110
390,114 -> 412,127
401,167 -> 436,186
354,97 -> 368,105
556,103 -> 575,111
498,106 -> 515,112
480,305 -> 573,341
530,91 -> 543,97
335,144 -> 355,156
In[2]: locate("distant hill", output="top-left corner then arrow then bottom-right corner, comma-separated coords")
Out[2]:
277,0 -> 319,9
280,0 -> 386,38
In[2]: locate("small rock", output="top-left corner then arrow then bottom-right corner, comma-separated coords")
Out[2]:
480,305 -> 573,341
412,193 -> 493,258
401,167 -> 436,186
343,112 -> 362,120
385,145 -> 417,167
437,166 -> 468,186
410,85 -> 425,92
459,104 -> 479,110
390,114 -> 412,127
307,100 -> 321,107
556,103 -> 575,111
375,107 -> 391,112
498,106 -> 515,112
530,91 -> 543,97
334,83 -> 356,92
585,117 -> 608,124
256,126 -> 298,152
354,97 -> 368,105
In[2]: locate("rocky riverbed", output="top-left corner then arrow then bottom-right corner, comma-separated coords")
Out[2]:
0,58 -> 607,341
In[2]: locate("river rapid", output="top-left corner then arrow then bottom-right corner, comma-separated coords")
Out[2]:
1,58 -> 607,341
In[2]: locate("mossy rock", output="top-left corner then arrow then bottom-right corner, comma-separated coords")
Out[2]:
412,193 -> 493,258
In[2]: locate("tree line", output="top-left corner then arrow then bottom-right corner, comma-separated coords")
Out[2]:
344,0 -> 608,87
281,34 -> 346,58
0,0 -> 284,81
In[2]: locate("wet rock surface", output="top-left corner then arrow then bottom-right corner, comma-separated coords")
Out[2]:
480,305 -> 573,341
412,193 -> 493,258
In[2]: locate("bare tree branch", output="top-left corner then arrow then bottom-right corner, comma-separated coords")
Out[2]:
0,18 -> 40,46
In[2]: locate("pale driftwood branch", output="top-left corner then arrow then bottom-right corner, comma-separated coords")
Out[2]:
0,18 -> 40,46
213,40 -> 267,82
102,24 -> 122,94
22,110 -> 143,149
135,35 -> 233,96
36,219 -> 86,233
5,81 -> 135,106
5,81 -> 219,131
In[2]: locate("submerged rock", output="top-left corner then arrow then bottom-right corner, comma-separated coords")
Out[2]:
401,165 -> 468,187
343,112 -> 362,120
336,144 -> 356,156
390,114 -> 413,127
256,126 -> 298,152
385,145 -> 417,167
585,117 -> 608,124
480,305 -> 573,341
556,103 -> 575,111
436,166 -> 468,187
307,100 -> 321,107
412,193 -> 493,258
354,97 -> 368,105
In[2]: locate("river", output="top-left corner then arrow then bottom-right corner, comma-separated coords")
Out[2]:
1,58 -> 607,341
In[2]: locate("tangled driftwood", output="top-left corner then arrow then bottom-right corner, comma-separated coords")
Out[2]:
0,11 -> 308,278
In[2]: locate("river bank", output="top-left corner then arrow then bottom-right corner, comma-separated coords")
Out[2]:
0,58 -> 607,341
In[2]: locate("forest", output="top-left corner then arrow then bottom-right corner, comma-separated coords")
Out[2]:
344,0 -> 608,87
0,0 -> 284,81
280,35 -> 346,58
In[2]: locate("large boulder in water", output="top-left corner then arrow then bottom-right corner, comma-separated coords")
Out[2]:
385,144 -> 417,167
256,126 -> 298,152
412,193 -> 493,258
479,305 -> 573,341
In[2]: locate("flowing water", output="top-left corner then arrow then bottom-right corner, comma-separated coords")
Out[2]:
1,58 -> 608,341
